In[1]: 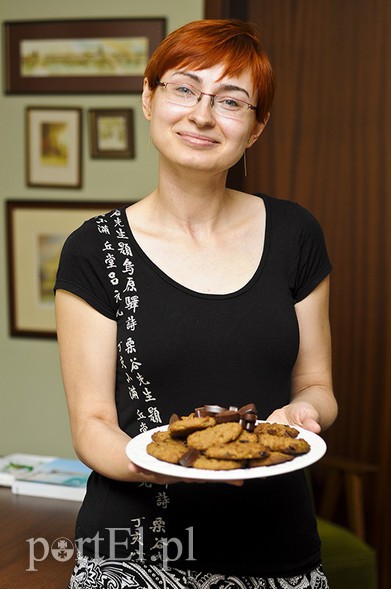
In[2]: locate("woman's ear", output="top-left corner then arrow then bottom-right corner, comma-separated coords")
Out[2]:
142,78 -> 153,120
247,113 -> 270,148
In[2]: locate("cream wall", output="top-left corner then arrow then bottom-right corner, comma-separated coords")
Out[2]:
0,0 -> 204,457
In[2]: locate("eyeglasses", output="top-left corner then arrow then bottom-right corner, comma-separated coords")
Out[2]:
156,81 -> 257,120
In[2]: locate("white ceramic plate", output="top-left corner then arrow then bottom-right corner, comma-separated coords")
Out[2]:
125,423 -> 327,481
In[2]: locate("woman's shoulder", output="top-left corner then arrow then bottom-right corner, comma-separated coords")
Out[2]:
255,192 -> 320,226
255,192 -> 303,211
63,206 -> 125,251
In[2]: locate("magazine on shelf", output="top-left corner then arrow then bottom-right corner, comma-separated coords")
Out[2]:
11,457 -> 92,501
0,453 -> 56,486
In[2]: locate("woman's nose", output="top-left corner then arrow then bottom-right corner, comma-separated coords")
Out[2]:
188,94 -> 216,126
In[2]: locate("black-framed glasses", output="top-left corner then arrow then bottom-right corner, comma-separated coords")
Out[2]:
156,81 -> 257,120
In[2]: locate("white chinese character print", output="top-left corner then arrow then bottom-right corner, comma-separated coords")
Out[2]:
148,407 -> 162,424
129,358 -> 142,373
137,409 -> 146,420
136,373 -> 150,386
128,386 -> 139,400
123,277 -> 137,293
116,228 -> 128,239
125,337 -> 137,355
156,492 -> 170,509
122,258 -> 135,274
125,315 -> 137,331
108,271 -> 119,286
143,388 -> 156,403
105,253 -> 117,269
124,295 -> 139,313
118,242 -> 133,256
139,422 -> 149,433
150,517 -> 165,534
97,224 -> 110,234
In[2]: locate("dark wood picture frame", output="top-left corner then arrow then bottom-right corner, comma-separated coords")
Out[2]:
26,106 -> 82,188
4,18 -> 166,94
6,200 -> 126,338
88,108 -> 134,159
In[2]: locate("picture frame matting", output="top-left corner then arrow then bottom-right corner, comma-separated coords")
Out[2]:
26,106 -> 82,189
6,200 -> 126,338
88,108 -> 135,159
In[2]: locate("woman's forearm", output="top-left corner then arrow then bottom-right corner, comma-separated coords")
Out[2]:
72,416 -> 134,481
289,384 -> 338,431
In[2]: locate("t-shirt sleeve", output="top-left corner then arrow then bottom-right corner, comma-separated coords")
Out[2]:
290,203 -> 332,303
54,218 -> 117,320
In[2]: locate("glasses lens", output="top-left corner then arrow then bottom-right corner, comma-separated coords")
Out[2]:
166,83 -> 198,106
214,96 -> 247,118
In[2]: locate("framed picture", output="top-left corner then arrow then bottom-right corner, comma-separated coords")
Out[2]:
26,106 -> 82,188
6,200 -> 126,338
89,108 -> 134,159
4,18 -> 166,94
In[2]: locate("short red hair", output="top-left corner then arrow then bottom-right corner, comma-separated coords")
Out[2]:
144,19 -> 275,123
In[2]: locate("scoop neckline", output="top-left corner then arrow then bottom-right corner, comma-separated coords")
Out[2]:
119,194 -> 271,300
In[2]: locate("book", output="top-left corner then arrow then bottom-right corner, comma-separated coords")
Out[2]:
11,457 -> 92,501
0,453 -> 56,486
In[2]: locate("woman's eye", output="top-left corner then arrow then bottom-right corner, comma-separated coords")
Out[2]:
176,85 -> 193,95
219,97 -> 241,109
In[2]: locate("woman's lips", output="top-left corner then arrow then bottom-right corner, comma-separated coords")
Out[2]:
177,132 -> 219,147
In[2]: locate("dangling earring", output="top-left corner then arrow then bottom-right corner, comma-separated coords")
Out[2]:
243,150 -> 248,178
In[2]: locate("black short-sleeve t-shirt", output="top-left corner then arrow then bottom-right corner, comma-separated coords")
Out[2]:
54,194 -> 332,577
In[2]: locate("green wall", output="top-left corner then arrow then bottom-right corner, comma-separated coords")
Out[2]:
0,0 -> 204,458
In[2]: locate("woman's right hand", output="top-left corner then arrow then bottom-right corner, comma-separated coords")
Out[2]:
128,461 -> 184,485
128,461 -> 244,486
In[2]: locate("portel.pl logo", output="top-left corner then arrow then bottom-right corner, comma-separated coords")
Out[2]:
26,537 -> 75,571
26,526 -> 195,571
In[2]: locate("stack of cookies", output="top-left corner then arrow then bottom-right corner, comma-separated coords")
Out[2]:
146,406 -> 311,471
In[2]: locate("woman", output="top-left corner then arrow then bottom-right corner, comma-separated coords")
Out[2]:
55,19 -> 337,589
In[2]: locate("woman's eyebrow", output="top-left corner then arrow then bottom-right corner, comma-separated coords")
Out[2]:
171,71 -> 251,98
218,83 -> 250,98
171,71 -> 201,83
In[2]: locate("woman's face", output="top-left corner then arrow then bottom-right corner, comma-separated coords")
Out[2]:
142,64 -> 266,175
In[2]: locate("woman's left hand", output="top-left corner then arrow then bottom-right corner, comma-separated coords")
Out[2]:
266,401 -> 321,434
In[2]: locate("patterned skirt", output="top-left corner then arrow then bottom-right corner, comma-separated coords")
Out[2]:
68,552 -> 329,589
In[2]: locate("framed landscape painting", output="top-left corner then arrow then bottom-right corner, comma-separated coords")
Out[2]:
89,108 -> 134,159
26,106 -> 82,188
4,19 -> 166,93
6,200 -> 126,338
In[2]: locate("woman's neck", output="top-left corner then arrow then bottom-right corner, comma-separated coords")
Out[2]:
150,159 -> 235,232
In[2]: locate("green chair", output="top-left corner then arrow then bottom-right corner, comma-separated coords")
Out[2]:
313,457 -> 378,589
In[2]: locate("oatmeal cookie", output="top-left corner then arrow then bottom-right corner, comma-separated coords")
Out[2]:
151,430 -> 186,446
254,422 -> 299,438
257,433 -> 311,455
146,441 -> 188,464
237,430 -> 258,443
192,456 -> 246,470
169,416 -> 216,438
187,422 -> 242,451
248,451 -> 295,467
205,441 -> 268,460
